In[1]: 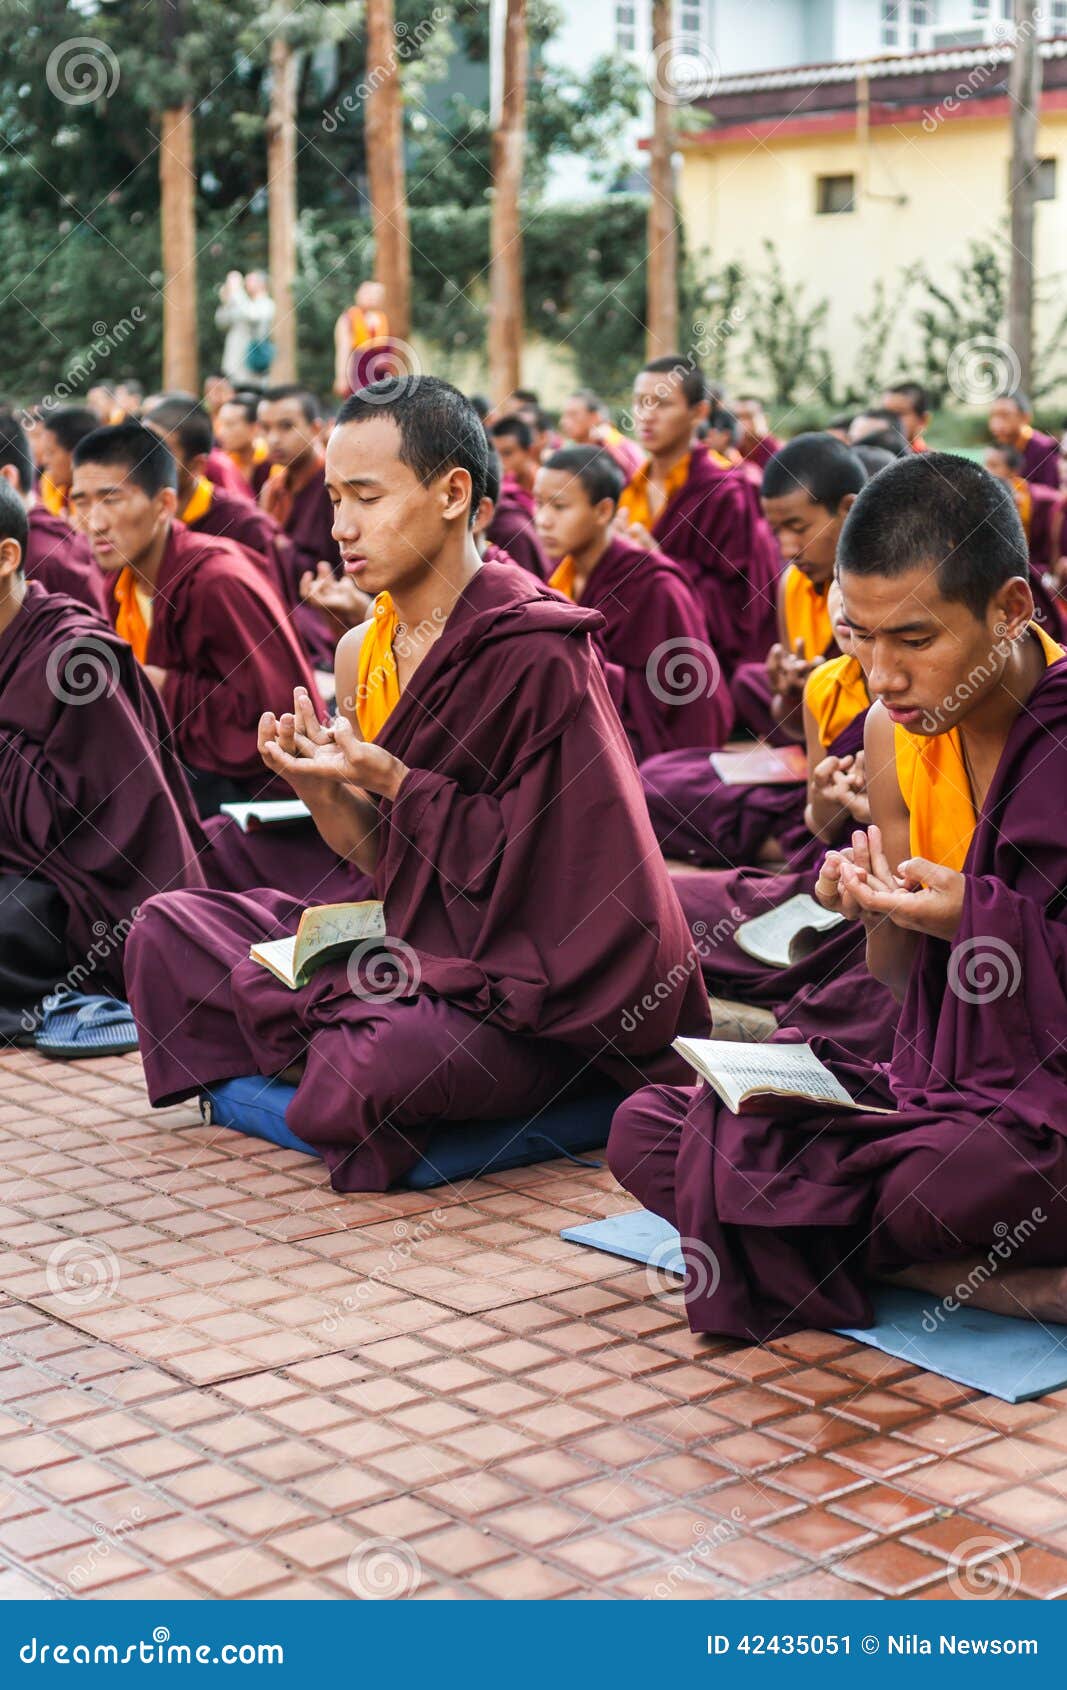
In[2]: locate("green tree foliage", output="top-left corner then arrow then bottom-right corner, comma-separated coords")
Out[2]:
743,242 -> 832,406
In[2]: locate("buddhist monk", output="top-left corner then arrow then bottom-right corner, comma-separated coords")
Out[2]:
256,386 -> 343,666
610,451 -> 1067,1337
559,388 -> 643,480
641,434 -> 865,866
847,410 -> 909,457
69,421 -> 320,816
123,376 -> 708,1192
142,395 -> 294,603
333,280 -> 390,399
0,476 -> 208,1038
989,389 -> 1060,489
534,445 -> 730,761
984,442 -> 1065,585
881,380 -> 930,451
734,396 -> 781,471
731,433 -> 866,741
214,391 -> 269,496
617,357 -> 779,678
484,434 -> 548,580
0,411 -> 107,616
34,406 -> 98,518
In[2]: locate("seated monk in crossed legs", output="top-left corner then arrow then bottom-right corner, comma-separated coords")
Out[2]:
610,451 -> 1067,1337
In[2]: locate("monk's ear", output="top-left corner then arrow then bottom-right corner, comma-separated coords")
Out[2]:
473,494 -> 495,537
188,453 -> 209,480
993,576 -> 1033,640
838,492 -> 858,518
594,496 -> 616,529
0,464 -> 19,494
157,485 -> 179,520
442,466 -> 472,524
0,536 -> 22,579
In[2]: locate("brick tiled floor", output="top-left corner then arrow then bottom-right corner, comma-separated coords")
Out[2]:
2,1047 -> 1067,1600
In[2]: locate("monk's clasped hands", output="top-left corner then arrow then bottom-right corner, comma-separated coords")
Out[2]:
258,687 -> 408,803
815,823 -> 965,941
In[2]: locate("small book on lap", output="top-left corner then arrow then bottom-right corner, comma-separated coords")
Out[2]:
249,901 -> 386,990
734,893 -> 846,967
673,1036 -> 897,1116
220,799 -> 312,832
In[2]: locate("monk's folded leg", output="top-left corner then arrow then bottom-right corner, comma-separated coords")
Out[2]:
639,750 -> 803,868
729,661 -> 776,741
125,886 -> 306,1104
0,874 -> 68,1040
285,993 -> 587,1193
607,1084 -> 687,1228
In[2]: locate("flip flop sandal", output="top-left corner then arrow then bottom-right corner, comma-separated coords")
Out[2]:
34,993 -> 139,1060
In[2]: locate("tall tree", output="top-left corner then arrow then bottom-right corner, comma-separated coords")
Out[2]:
488,0 -> 527,400
159,0 -> 199,392
267,36 -> 299,380
646,0 -> 679,357
1008,0 -> 1041,393
366,0 -> 412,340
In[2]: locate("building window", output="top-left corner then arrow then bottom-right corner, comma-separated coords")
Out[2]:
615,1 -> 636,51
816,174 -> 856,215
880,1 -> 899,47
1051,0 -> 1067,33
677,0 -> 705,49
1035,157 -> 1058,199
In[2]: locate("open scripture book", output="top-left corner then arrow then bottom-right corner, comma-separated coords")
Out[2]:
249,901 -> 386,991
733,893 -> 846,967
673,1037 -> 897,1117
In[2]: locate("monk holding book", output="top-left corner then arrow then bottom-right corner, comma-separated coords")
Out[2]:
610,452 -> 1067,1337
124,377 -> 707,1192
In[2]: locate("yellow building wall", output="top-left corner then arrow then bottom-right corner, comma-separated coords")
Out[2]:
678,112 -> 1067,403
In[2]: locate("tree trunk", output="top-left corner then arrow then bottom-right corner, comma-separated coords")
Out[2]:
366,0 -> 411,340
1008,0 -> 1041,395
159,105 -> 199,393
267,37 -> 298,381
647,0 -> 679,357
488,0 -> 526,402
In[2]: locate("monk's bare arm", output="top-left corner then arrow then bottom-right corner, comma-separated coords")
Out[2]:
862,703 -> 920,998
805,699 -> 857,843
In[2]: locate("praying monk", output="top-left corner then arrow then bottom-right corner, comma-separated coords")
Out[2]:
124,377 -> 709,1192
617,357 -> 779,679
257,386 -> 344,666
534,445 -> 731,761
674,581 -> 895,1065
0,411 -> 108,616
730,434 -> 866,740
0,478 -> 207,1037
640,434 -> 865,867
989,389 -> 1061,490
142,395 -> 294,605
610,452 -> 1067,1337
69,422 -> 320,817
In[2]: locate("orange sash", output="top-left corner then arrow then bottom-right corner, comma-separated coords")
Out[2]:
349,306 -> 389,350
39,474 -> 66,517
355,593 -> 402,741
803,654 -> 868,750
113,568 -> 152,664
547,556 -> 575,600
894,622 -> 1064,870
617,454 -> 690,532
783,566 -> 833,660
180,476 -> 214,525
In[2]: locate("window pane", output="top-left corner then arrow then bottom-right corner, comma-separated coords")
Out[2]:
816,174 -> 856,214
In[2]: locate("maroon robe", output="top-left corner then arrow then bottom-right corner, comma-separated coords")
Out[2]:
204,448 -> 255,503
640,446 -> 780,678
24,507 -> 108,618
0,582 -> 208,998
104,521 -> 319,794
258,461 -> 342,667
567,536 -> 732,761
611,654 -> 1067,1340
186,484 -> 293,606
125,560 -> 711,1191
1020,429 -> 1061,490
486,485 -> 548,581
741,433 -> 782,471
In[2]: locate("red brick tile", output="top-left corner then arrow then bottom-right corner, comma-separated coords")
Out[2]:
489,1500 -> 587,1547
766,1506 -> 873,1558
472,1557 -> 581,1599
836,1540 -> 945,1594
832,1483 -> 937,1532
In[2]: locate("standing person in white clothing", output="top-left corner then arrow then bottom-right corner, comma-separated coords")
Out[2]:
215,270 -> 276,385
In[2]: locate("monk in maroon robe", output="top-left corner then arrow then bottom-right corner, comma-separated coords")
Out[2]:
256,387 -> 343,666
533,445 -> 730,760
125,378 -> 708,1192
142,397 -> 294,607
617,358 -> 779,679
611,451 -> 1067,1338
989,390 -> 1060,489
0,410 -> 108,615
69,421 -> 320,815
0,479 -> 208,1026
484,429 -> 548,580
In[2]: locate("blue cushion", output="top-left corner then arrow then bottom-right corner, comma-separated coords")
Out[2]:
199,1074 -> 622,1188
